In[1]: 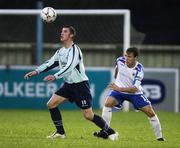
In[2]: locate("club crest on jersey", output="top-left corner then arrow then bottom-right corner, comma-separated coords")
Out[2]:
61,62 -> 66,67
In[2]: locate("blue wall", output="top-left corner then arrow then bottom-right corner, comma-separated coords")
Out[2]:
0,66 -> 178,112
0,66 -> 111,109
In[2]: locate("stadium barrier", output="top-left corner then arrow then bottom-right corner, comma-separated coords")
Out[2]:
0,66 -> 179,112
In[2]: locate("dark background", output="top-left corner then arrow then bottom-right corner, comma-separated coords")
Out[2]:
1,0 -> 180,45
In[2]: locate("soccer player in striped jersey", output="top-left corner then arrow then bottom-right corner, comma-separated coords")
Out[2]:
24,25 -> 118,140
98,47 -> 165,141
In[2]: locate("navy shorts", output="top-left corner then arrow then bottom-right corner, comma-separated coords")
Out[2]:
55,81 -> 92,109
108,90 -> 151,110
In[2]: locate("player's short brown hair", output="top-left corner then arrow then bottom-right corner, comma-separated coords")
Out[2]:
63,25 -> 76,39
126,47 -> 139,57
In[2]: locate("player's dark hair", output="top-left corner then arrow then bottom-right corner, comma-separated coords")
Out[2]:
63,25 -> 76,39
126,47 -> 139,57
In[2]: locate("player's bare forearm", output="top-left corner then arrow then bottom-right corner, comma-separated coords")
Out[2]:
24,70 -> 38,79
43,75 -> 56,82
108,83 -> 138,93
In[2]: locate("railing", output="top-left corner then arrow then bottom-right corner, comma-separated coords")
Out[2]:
0,43 -> 180,67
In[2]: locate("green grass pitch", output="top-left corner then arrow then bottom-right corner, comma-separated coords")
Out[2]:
0,109 -> 180,148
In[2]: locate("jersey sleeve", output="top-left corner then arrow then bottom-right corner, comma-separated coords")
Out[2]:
54,45 -> 79,79
132,64 -> 144,88
35,51 -> 59,73
116,56 -> 126,65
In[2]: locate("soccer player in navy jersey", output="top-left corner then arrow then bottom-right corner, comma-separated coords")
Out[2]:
95,47 -> 165,141
24,25 -> 118,140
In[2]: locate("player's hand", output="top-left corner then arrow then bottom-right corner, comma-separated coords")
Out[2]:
24,71 -> 38,79
108,83 -> 120,91
43,75 -> 56,82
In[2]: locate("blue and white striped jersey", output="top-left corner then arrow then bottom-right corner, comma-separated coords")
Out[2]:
35,43 -> 88,83
115,56 -> 144,94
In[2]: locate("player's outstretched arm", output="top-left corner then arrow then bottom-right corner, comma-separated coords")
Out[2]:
24,70 -> 38,80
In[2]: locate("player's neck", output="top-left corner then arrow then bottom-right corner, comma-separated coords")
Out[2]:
63,40 -> 74,49
127,61 -> 136,68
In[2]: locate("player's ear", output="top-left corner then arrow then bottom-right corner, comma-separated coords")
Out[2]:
70,34 -> 73,38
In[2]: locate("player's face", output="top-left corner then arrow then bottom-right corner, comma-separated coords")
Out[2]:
125,53 -> 137,68
60,28 -> 73,42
